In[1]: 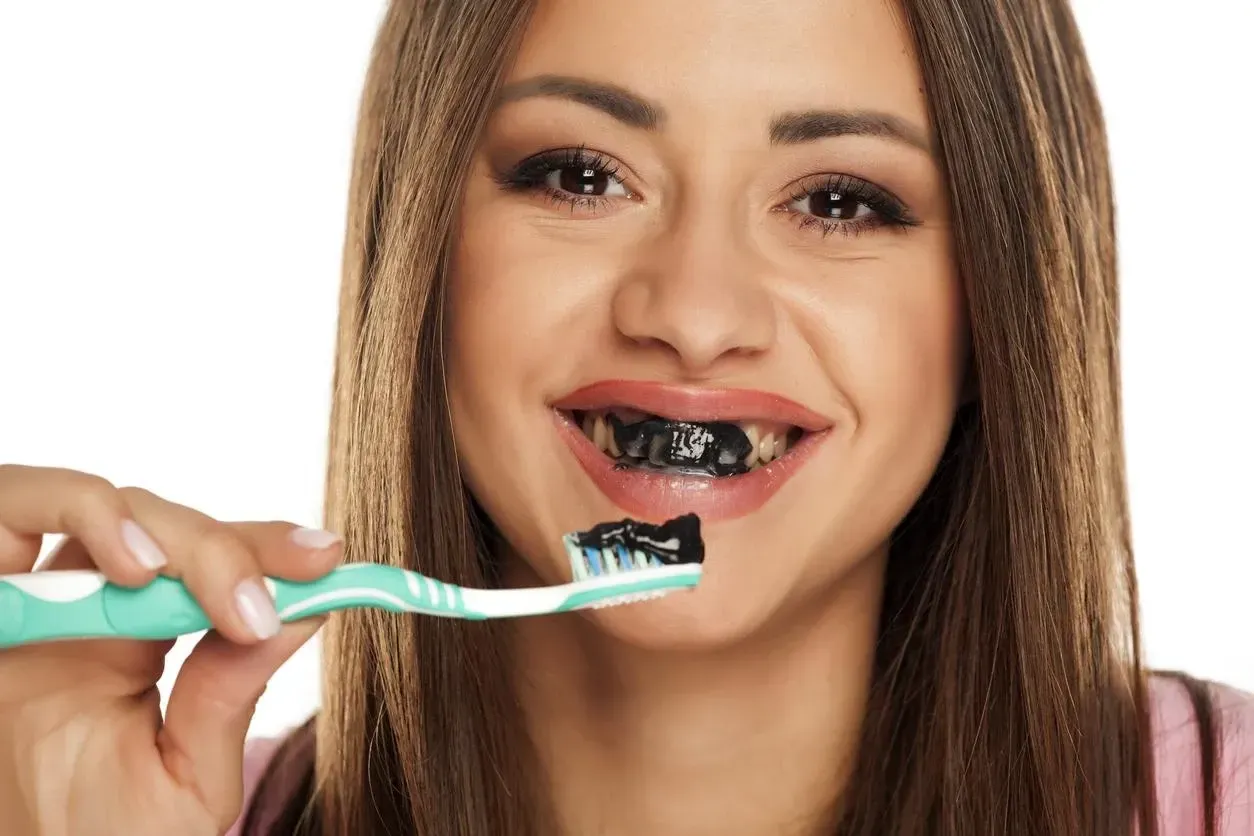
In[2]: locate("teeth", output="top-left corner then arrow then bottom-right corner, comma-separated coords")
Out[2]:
759,432 -> 776,464
648,433 -> 668,465
744,425 -> 760,467
593,415 -> 608,453
575,410 -> 799,470
581,412 -> 620,456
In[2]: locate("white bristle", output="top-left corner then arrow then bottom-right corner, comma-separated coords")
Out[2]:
565,539 -> 589,581
589,590 -> 668,608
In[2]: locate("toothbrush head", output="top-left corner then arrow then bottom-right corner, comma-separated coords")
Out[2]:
563,513 -> 704,583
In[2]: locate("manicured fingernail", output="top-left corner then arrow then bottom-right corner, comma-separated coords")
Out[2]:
120,519 -> 167,570
234,578 -> 281,640
289,527 -> 342,551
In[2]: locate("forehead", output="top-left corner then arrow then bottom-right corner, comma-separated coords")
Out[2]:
508,0 -> 929,131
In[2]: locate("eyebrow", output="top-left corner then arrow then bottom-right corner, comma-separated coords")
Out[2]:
496,74 -> 930,153
770,110 -> 931,153
496,75 -> 663,130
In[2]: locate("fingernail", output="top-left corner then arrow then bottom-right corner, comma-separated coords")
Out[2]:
289,527 -> 342,551
120,519 -> 168,570
234,578 -> 281,640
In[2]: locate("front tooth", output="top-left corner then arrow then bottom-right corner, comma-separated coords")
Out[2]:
759,432 -> 776,464
744,425 -> 760,466
593,414 -> 609,452
607,425 -> 622,457
774,433 -> 787,460
648,433 -> 668,465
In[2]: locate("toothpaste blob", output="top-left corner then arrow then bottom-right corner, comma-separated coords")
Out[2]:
564,513 -> 705,580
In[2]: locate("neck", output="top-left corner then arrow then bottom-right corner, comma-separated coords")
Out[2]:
509,551 -> 886,836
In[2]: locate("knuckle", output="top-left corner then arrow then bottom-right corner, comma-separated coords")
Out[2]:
62,474 -> 124,527
115,485 -> 156,504
191,525 -> 257,575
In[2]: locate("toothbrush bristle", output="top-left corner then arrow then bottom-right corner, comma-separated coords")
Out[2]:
565,513 -> 704,581
586,590 -> 669,608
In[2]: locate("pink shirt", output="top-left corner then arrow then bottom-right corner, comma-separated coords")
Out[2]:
227,676 -> 1254,835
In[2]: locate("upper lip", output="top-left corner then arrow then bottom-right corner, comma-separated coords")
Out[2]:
551,379 -> 834,433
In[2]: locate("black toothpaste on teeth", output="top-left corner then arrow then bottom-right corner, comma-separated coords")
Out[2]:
608,414 -> 753,477
570,513 -> 705,565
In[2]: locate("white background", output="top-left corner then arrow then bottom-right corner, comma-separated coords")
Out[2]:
1,3 -> 1251,740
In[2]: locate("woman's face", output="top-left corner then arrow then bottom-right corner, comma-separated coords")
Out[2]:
448,0 -> 967,647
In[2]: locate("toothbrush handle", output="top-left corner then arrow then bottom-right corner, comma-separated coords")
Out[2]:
0,572 -> 208,647
0,566 -> 478,649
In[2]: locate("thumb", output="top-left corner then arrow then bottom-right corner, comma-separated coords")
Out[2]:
158,617 -> 323,829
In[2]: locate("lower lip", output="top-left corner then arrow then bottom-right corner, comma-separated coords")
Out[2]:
553,411 -> 827,523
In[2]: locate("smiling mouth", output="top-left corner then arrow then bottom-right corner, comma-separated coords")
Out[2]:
566,408 -> 807,477
551,380 -> 831,521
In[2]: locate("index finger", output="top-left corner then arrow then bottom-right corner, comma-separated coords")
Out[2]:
0,464 -> 166,583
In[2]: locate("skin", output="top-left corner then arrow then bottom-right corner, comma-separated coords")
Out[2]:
448,0 -> 967,833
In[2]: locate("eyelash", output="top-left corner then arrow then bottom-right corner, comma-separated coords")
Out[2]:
495,147 -> 628,213
780,173 -> 918,238
494,147 -> 919,238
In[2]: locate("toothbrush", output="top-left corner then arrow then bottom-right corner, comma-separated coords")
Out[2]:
0,513 -> 705,649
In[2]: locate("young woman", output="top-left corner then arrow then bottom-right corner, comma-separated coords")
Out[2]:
2,0 -> 1250,834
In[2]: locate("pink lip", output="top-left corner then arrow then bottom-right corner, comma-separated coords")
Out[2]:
550,380 -> 832,523
551,379 -> 834,432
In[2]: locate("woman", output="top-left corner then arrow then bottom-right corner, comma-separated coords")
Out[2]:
1,0 -> 1249,833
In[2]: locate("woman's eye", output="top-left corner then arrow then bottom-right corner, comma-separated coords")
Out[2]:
787,188 -> 875,222
543,166 -> 629,198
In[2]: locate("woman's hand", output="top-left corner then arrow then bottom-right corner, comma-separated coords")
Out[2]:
0,464 -> 341,836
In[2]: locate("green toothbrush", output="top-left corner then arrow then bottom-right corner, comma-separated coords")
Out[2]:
0,514 -> 705,649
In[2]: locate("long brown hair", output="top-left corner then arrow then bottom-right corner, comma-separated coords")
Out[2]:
244,1 -> 1221,833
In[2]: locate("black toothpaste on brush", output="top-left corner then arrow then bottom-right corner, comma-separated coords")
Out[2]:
608,414 -> 754,477
569,513 -> 707,579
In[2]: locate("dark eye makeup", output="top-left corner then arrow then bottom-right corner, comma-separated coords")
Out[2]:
495,147 -> 630,212
493,146 -> 919,237
778,173 -> 919,238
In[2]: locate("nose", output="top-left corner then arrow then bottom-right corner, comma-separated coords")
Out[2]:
611,215 -> 776,374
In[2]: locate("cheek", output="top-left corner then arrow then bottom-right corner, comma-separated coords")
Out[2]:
848,278 -> 967,423
447,206 -> 541,406
445,200 -> 566,565
798,247 -> 967,501
446,187 -> 628,413
446,189 -> 575,429
444,185 -> 635,565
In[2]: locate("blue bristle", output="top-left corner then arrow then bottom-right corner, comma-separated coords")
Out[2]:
584,546 -> 603,576
614,544 -> 632,571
